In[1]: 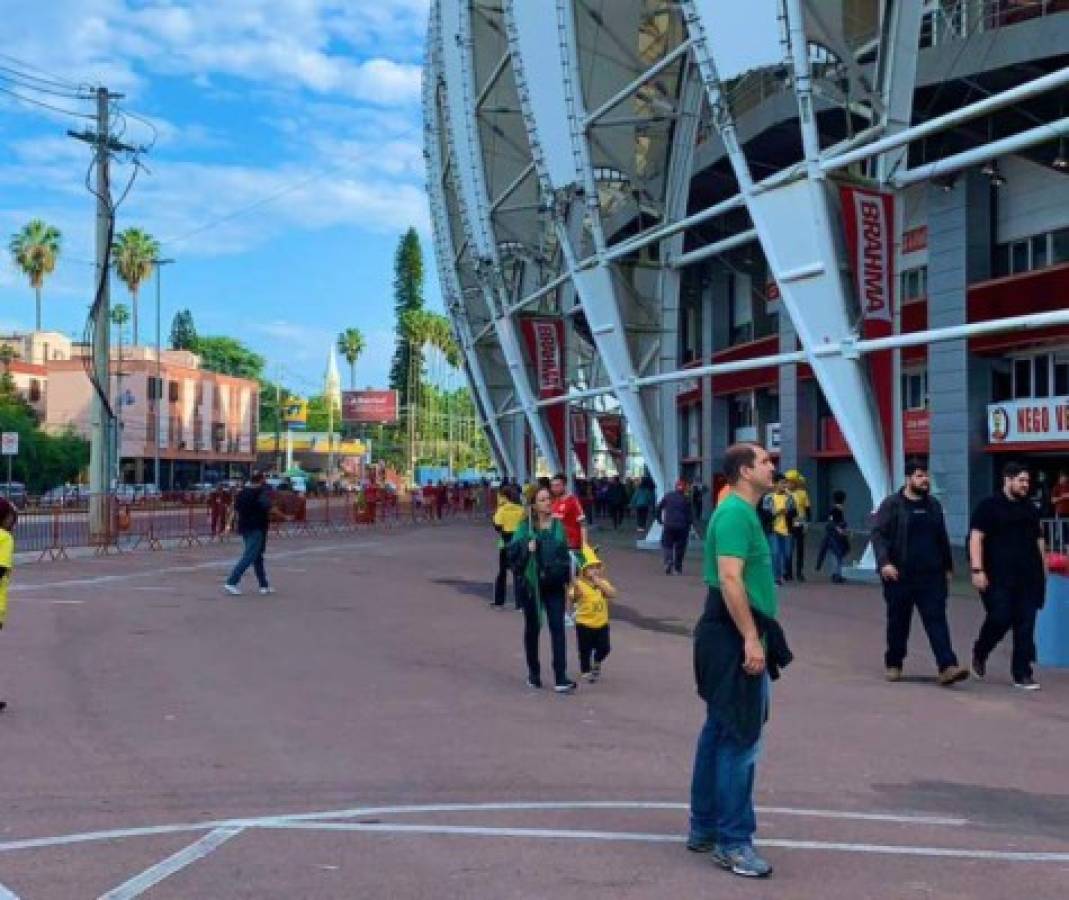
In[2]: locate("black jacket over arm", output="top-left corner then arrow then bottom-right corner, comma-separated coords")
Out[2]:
693,587 -> 792,747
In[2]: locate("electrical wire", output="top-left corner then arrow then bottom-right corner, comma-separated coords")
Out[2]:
0,83 -> 93,119
0,52 -> 83,90
0,69 -> 91,100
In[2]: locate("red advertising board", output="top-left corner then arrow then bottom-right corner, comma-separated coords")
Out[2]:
342,390 -> 399,424
840,185 -> 896,467
903,409 -> 930,454
519,317 -> 567,466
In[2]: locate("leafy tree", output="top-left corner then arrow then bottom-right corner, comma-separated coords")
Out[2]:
169,309 -> 198,350
0,395 -> 88,492
112,227 -> 160,345
9,219 -> 61,331
337,328 -> 365,390
192,336 -> 265,381
389,228 -> 425,407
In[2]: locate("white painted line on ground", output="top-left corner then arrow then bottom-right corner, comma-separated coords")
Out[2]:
96,826 -> 243,899
12,543 -> 378,592
249,799 -> 969,828
252,821 -> 1069,863
0,800 -> 975,855
0,882 -> 20,899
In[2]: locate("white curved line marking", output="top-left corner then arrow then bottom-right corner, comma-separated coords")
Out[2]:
0,883 -> 20,899
254,821 -> 1069,863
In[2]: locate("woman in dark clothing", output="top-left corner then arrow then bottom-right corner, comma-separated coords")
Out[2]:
509,487 -> 577,693
631,475 -> 656,533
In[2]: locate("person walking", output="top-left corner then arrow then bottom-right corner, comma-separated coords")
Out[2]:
785,471 -> 811,582
969,462 -> 1048,691
492,485 -> 525,609
509,487 -> 577,693
224,472 -> 276,596
815,490 -> 849,584
760,476 -> 795,585
688,443 -> 790,879
631,475 -> 655,534
0,498 -> 18,713
870,461 -> 969,686
550,473 -> 588,565
656,480 -> 694,575
606,476 -> 627,530
207,483 -> 232,537
569,546 -> 615,681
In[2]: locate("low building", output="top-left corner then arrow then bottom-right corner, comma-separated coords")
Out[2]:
45,346 -> 259,488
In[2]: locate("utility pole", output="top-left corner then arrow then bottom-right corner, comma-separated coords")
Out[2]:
273,363 -> 283,474
152,258 -> 175,488
69,87 -> 138,537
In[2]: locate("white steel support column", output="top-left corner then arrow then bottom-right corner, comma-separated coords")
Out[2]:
424,20 -> 513,477
505,0 -> 667,492
656,65 -> 704,497
682,0 -> 893,509
438,0 -> 560,473
875,0 -> 925,490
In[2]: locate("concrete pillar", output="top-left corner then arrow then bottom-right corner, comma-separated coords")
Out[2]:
778,308 -> 799,472
702,263 -> 732,482
927,172 -> 994,544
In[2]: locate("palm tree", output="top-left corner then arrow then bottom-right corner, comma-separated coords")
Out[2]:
112,227 -> 160,346
9,219 -> 62,332
336,327 -> 366,390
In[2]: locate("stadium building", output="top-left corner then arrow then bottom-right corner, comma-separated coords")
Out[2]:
424,0 -> 1069,541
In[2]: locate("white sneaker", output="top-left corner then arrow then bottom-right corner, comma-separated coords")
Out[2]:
259,586 -> 275,596
223,584 -> 242,596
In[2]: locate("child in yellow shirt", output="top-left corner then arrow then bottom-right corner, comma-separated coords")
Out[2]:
0,499 -> 17,713
568,547 -> 615,682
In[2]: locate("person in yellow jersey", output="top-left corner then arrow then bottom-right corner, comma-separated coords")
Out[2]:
785,470 -> 811,583
568,546 -> 616,682
492,485 -> 526,609
760,475 -> 796,585
0,498 -> 17,713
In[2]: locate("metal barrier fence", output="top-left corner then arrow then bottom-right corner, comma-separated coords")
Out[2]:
1042,518 -> 1068,555
13,489 -> 500,561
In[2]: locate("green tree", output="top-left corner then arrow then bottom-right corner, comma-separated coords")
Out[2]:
169,309 -> 198,350
112,227 -> 160,345
389,228 -> 425,407
9,219 -> 61,331
337,327 -> 365,390
0,395 -> 88,492
192,336 -> 265,380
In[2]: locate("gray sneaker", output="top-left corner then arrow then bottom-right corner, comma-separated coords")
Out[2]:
717,845 -> 773,878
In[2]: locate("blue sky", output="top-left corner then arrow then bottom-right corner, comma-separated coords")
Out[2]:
0,0 -> 437,397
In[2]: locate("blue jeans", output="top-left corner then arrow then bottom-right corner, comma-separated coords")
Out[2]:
227,530 -> 268,588
769,533 -> 791,580
689,677 -> 769,849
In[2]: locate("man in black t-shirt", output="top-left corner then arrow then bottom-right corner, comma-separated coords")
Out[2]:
969,461 -> 1048,691
224,471 -> 276,596
870,461 -> 968,686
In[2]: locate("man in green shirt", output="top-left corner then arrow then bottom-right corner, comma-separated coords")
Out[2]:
688,442 -> 779,879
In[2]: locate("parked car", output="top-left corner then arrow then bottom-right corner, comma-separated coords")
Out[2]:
114,483 -> 163,504
40,484 -> 88,507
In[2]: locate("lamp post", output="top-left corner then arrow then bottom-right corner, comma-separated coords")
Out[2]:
153,258 -> 175,489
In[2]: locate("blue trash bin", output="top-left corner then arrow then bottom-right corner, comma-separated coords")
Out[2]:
1036,575 -> 1069,668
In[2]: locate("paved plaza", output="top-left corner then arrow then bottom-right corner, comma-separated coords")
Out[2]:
0,522 -> 1067,898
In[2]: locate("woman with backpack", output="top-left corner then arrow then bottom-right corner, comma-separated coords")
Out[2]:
508,487 -> 577,693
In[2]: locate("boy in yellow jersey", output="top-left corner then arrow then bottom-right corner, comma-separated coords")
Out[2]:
568,547 -> 616,681
0,498 -> 17,713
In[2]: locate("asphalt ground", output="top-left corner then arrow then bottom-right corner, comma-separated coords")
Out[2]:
1,521 -> 1067,898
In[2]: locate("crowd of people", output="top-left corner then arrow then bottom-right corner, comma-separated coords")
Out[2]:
485,448 -> 1054,881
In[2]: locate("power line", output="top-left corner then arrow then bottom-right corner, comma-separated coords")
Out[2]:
0,69 -> 91,100
0,52 -> 84,90
0,83 -> 93,119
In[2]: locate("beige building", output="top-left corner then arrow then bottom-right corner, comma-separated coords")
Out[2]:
45,346 -> 259,487
0,331 -> 73,366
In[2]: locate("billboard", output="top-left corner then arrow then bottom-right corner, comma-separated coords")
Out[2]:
282,398 -> 308,431
519,317 -> 567,467
342,390 -> 399,424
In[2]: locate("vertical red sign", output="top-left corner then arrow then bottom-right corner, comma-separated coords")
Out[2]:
519,317 -> 567,468
840,185 -> 896,467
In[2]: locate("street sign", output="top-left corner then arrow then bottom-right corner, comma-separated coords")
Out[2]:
1,432 -> 18,456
